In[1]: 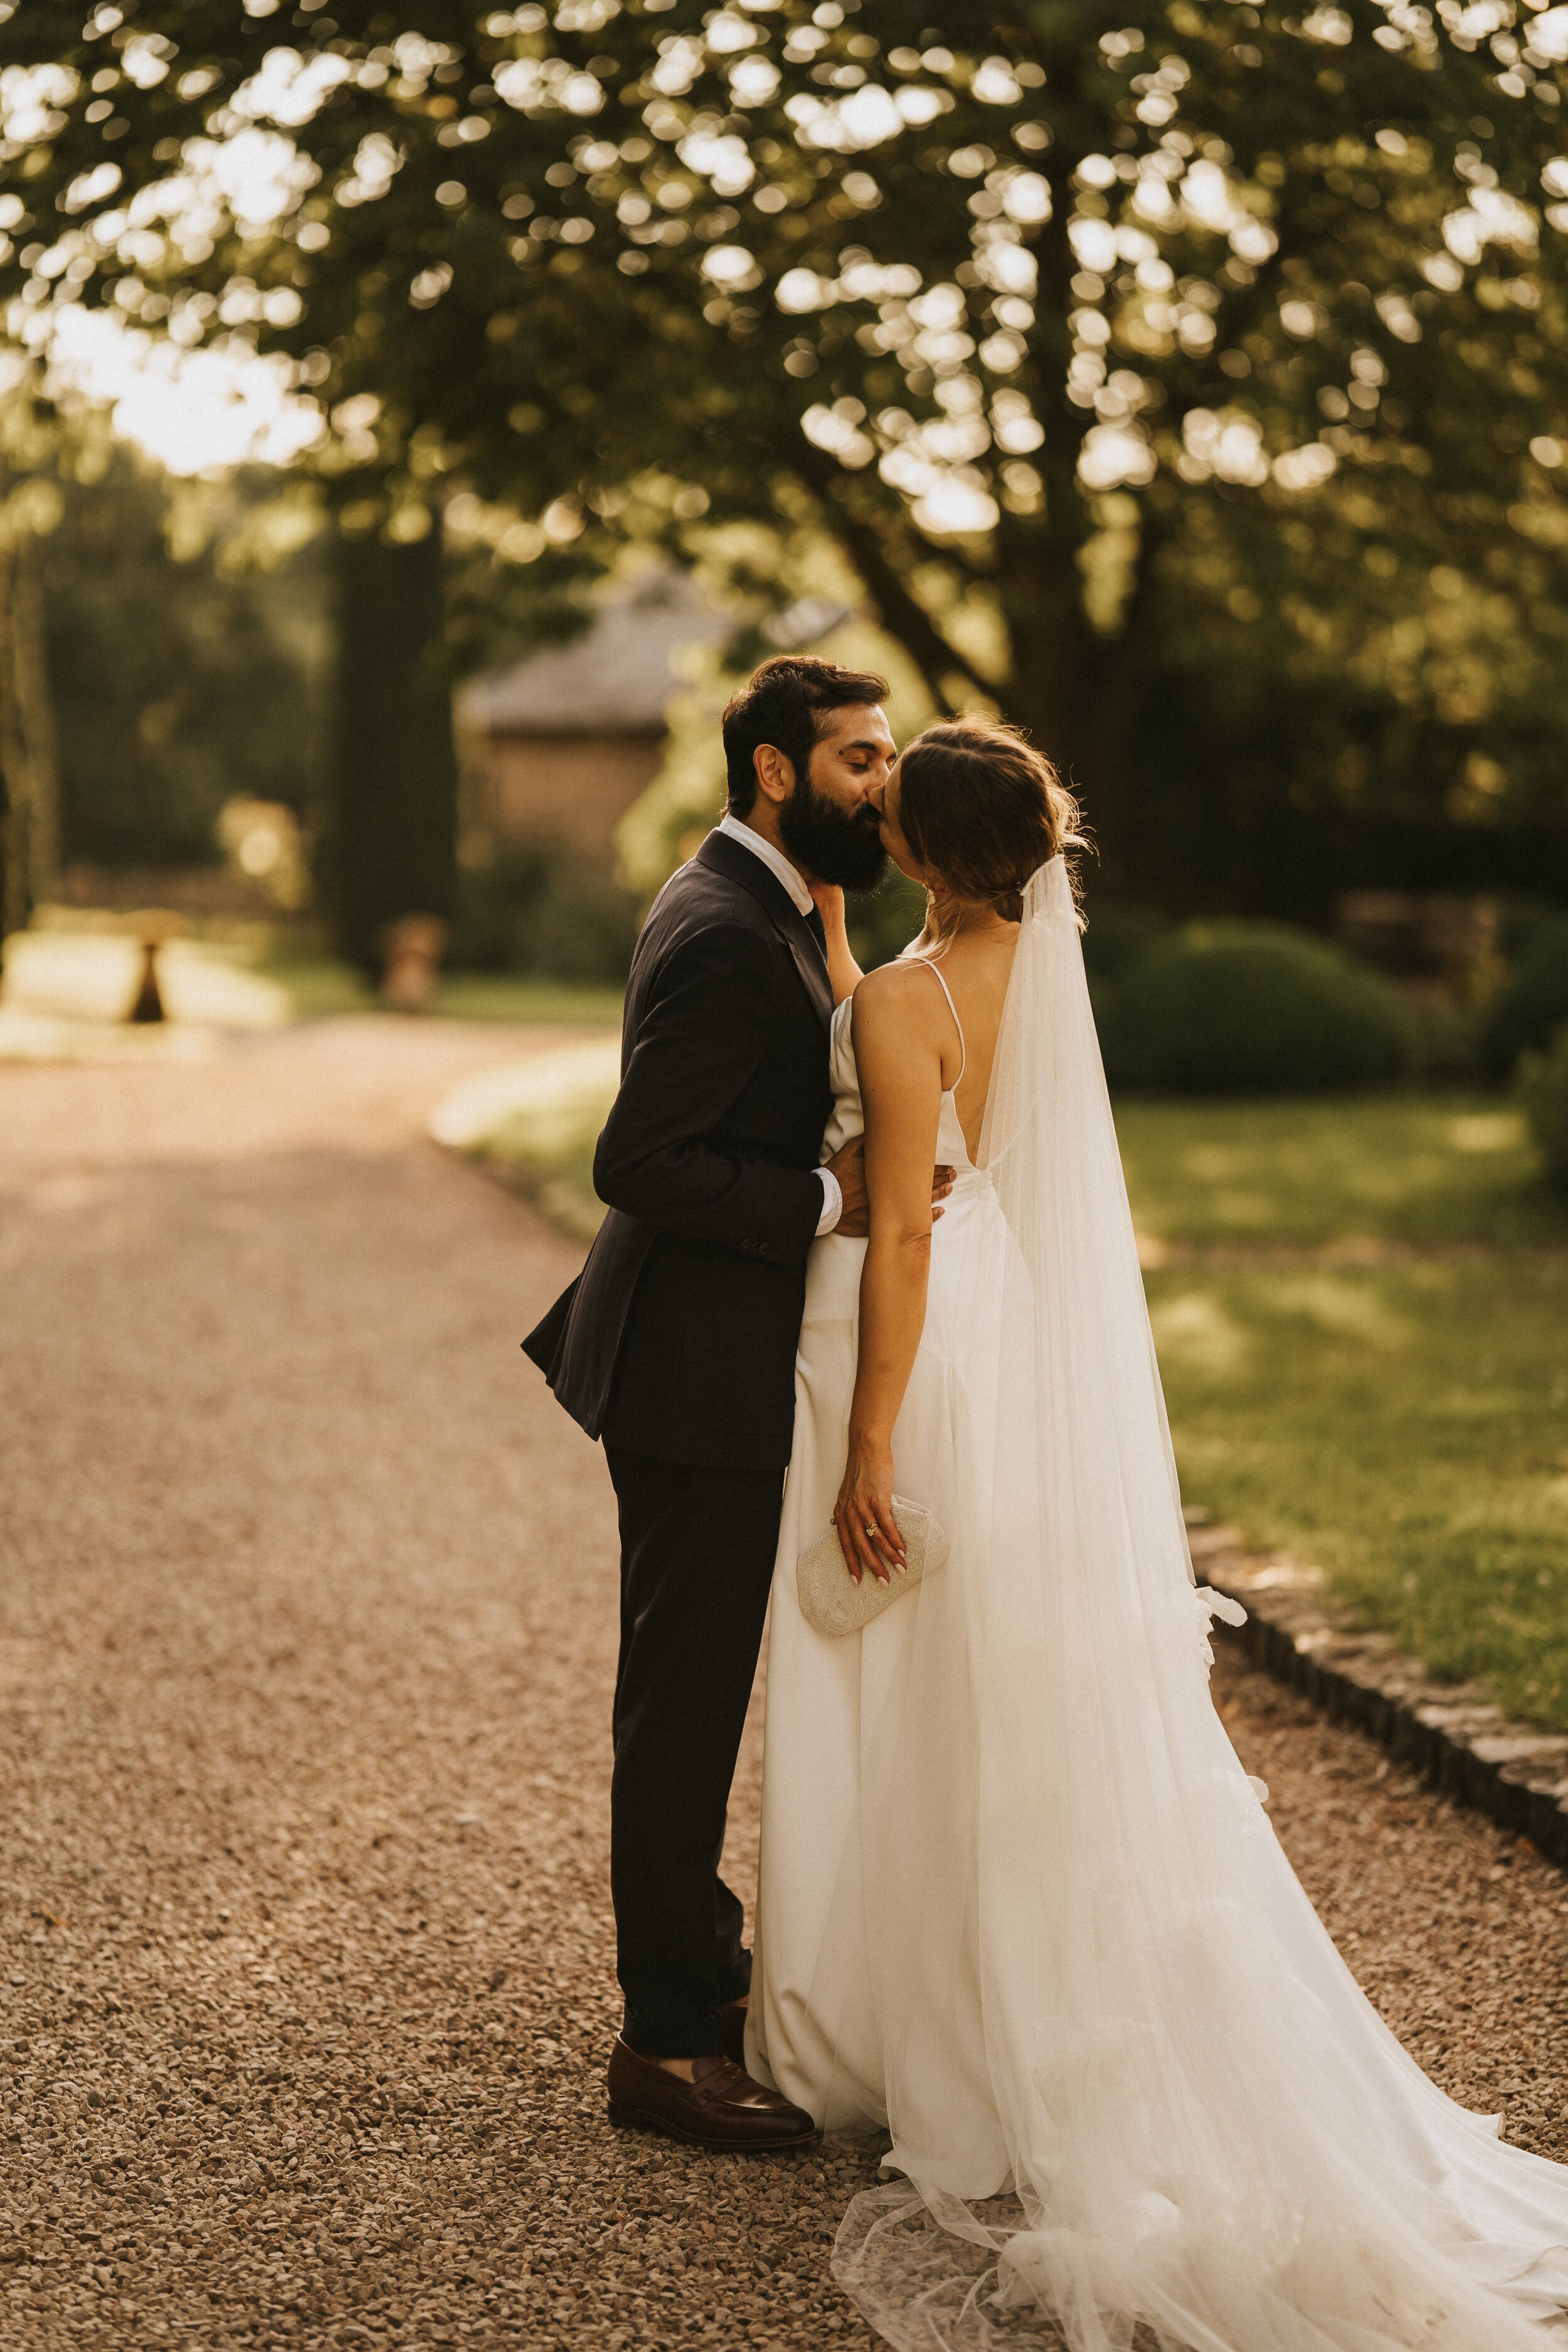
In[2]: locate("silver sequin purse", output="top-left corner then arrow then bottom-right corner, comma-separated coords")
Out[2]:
796,1497 -> 950,1637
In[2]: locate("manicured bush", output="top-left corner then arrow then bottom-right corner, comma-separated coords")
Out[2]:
1520,1029 -> 1568,1194
1478,919 -> 1568,1081
450,841 -> 642,984
1099,921 -> 1412,1096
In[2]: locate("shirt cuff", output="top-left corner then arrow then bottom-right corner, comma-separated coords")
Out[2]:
814,1166 -> 843,1237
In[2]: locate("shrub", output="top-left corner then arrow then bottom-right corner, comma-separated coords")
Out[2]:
1099,921 -> 1412,1096
1520,1028 -> 1568,1194
1082,907 -> 1175,1035
1478,918 -> 1568,1081
450,842 -> 642,984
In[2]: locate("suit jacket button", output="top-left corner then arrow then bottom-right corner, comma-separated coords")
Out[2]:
758,1242 -> 773,1261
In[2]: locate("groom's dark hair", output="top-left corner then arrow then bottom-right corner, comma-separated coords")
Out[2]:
722,655 -> 889,817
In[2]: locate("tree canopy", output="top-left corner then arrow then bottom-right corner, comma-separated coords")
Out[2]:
3,0 -> 1567,898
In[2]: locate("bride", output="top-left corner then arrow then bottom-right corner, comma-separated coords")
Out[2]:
748,716 -> 1568,2351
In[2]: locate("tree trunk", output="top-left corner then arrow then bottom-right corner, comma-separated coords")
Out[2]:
978,110 -> 1162,896
13,531 -> 60,911
990,566 -> 1101,770
0,534 -> 30,940
986,474 -> 1170,900
325,512 -> 458,975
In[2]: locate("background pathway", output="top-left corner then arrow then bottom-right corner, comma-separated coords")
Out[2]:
3,1020 -> 1567,2352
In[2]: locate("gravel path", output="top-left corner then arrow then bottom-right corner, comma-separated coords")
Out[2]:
4,1018 -> 1567,2352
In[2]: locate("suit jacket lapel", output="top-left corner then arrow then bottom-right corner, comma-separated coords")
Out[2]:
696,831 -> 833,1032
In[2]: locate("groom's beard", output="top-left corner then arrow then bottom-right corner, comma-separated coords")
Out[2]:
780,776 -> 888,893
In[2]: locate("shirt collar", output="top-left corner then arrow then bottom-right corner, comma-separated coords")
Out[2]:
716,810 -> 814,919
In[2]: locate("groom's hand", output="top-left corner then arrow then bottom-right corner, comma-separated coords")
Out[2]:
825,1137 -> 871,1234
827,1136 -> 955,1239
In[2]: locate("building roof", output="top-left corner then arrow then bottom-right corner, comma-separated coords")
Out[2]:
457,574 -> 731,739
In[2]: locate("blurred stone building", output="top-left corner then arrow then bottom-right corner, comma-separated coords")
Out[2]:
454,575 -> 728,873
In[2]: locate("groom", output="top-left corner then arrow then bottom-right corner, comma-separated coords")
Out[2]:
524,654 -> 928,2151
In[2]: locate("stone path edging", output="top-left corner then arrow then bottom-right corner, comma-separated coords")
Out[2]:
1190,1520 -> 1568,1872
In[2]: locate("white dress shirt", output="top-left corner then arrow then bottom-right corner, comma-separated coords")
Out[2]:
716,812 -> 843,1237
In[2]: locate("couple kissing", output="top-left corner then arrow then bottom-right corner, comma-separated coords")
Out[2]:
524,655 -> 1568,2352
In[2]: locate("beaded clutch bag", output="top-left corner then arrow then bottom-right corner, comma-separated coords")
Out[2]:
796,1497 -> 950,1638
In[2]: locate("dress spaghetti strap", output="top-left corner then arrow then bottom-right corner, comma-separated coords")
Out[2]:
908,956 -> 967,1089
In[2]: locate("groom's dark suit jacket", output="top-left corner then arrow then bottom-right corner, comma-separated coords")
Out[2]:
522,828 -> 834,1473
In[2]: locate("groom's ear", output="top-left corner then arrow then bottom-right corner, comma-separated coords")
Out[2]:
754,743 -> 797,807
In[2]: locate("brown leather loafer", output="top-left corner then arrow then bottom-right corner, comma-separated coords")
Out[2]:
606,2037 -> 817,2153
719,1998 -> 748,2069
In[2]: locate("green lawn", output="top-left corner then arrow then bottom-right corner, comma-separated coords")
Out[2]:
1119,1095 -> 1568,1729
1116,1094 -> 1558,1251
258,949 -> 624,1028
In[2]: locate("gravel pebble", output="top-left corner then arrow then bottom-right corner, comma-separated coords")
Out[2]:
3,1019 -> 1564,2352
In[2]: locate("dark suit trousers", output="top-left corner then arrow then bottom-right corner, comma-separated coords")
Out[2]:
605,1444 -> 784,2057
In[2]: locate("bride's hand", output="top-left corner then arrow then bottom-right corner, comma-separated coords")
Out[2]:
808,879 -> 847,934
834,1433 -> 906,1587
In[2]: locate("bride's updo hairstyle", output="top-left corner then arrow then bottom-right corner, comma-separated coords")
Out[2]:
896,716 -> 1083,923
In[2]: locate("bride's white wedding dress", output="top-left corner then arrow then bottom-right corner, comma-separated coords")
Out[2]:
749,859 -> 1568,2352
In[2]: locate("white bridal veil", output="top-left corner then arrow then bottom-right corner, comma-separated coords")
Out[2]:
830,857 -> 1568,2352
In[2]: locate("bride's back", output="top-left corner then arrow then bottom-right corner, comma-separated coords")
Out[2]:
901,928 -> 1018,1165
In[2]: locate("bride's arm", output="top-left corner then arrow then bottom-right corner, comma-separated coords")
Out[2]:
834,967 -> 947,1586
808,881 -> 863,1006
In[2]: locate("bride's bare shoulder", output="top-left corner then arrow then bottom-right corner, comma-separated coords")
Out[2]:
852,957 -> 937,1010
849,958 -> 950,1054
